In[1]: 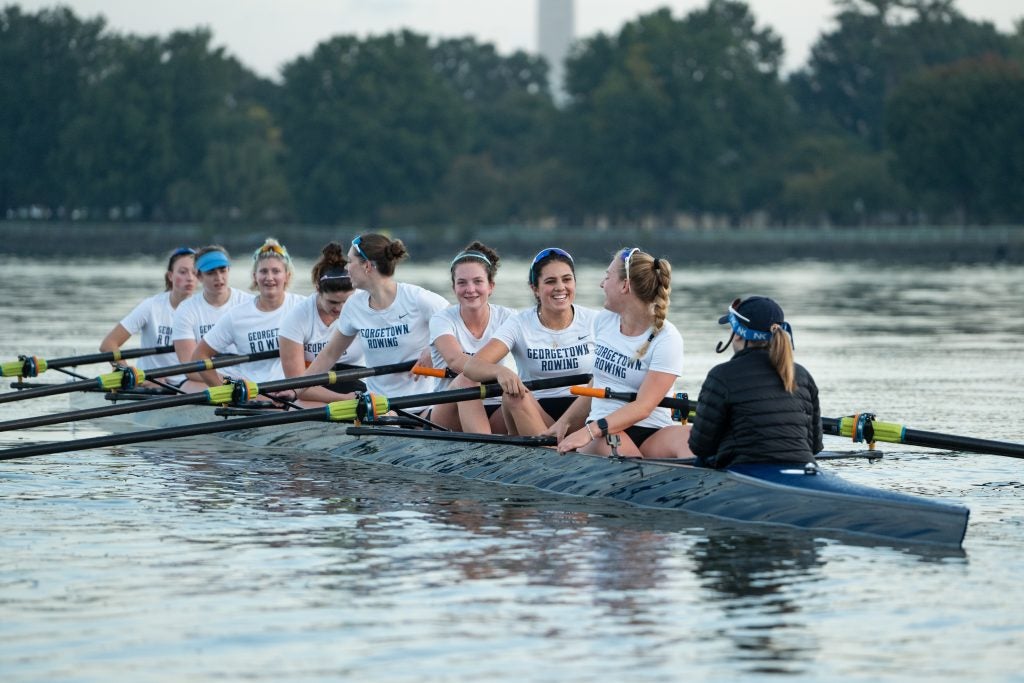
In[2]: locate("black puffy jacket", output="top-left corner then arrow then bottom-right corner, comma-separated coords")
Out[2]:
688,347 -> 822,468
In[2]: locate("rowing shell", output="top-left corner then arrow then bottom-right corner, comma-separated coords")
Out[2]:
110,401 -> 969,549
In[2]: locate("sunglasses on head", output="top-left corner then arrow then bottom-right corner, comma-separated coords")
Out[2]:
171,247 -> 197,257
529,247 -> 574,284
253,243 -> 288,260
620,247 -> 642,284
350,235 -> 371,264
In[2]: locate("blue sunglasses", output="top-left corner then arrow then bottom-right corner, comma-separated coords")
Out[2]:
529,247 -> 574,285
351,235 -> 371,263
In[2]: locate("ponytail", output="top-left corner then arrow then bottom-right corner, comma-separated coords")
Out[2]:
769,325 -> 795,392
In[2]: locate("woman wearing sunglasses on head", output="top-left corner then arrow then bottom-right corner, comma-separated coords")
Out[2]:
191,238 -> 303,385
276,241 -> 366,406
463,247 -> 598,436
428,241 -> 516,432
171,245 -> 252,392
554,248 -> 690,457
298,233 -> 449,403
99,246 -> 197,388
687,295 -> 822,468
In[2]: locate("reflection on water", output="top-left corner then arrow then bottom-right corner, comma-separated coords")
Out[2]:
1,257 -> 1023,681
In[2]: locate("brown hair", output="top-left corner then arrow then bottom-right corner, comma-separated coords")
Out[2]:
312,241 -> 352,294
450,241 -> 500,285
351,233 -> 408,277
164,247 -> 196,291
616,248 -> 672,358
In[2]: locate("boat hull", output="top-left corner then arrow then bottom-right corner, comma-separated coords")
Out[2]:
97,401 -> 972,548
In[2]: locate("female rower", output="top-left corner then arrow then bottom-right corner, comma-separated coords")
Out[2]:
171,245 -> 251,392
428,241 -> 516,431
99,246 -> 197,388
463,247 -> 597,436
298,233 -> 449,402
554,248 -> 690,457
191,238 -> 303,386
687,295 -> 822,468
277,242 -> 366,406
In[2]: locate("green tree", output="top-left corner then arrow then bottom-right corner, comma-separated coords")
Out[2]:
0,6 -> 105,214
428,37 -> 558,224
791,0 -> 1011,149
886,55 -> 1024,222
279,31 -> 469,225
560,1 -> 793,223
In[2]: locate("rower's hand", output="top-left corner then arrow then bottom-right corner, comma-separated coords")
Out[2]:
557,426 -> 594,454
543,419 -> 570,444
495,366 -> 527,397
412,349 -> 433,382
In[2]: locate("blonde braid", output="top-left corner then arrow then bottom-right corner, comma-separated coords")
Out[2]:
634,258 -> 672,358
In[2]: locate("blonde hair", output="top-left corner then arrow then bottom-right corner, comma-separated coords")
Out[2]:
618,249 -> 672,358
769,326 -> 796,392
250,237 -> 294,290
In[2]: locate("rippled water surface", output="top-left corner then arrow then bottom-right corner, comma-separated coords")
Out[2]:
1,255 -> 1022,682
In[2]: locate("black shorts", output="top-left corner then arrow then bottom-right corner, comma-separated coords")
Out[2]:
624,425 -> 659,448
538,397 -> 576,421
484,403 -> 502,418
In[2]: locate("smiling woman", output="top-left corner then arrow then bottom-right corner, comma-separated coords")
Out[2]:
428,241 -> 517,432
462,246 -> 599,436
189,238 -> 303,385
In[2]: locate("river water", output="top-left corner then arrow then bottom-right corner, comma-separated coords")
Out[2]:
0,255 -> 1022,682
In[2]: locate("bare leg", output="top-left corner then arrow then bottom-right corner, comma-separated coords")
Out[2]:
640,424 -> 693,458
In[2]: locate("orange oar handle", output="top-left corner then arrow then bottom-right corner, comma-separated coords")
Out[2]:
412,366 -> 451,378
570,386 -> 606,398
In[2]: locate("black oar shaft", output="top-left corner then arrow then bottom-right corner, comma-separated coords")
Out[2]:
0,361 -> 417,432
0,407 -> 325,460
903,427 -> 1024,459
0,373 -> 590,461
386,374 -> 593,411
0,351 -> 279,405
822,416 -> 1024,459
46,346 -> 175,370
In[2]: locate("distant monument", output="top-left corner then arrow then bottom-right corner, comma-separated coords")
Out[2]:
537,0 -> 574,102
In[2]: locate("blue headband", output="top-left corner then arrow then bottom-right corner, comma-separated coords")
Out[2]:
726,308 -> 795,346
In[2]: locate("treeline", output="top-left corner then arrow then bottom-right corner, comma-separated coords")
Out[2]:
2,0 -> 1022,227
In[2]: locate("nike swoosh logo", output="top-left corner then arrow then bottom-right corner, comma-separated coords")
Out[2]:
398,313 -> 410,319
578,335 -> 589,340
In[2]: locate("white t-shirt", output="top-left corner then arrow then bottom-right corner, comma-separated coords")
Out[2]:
491,305 -> 598,400
279,293 -> 365,366
587,309 -> 685,429
171,287 -> 251,346
429,303 -> 516,400
202,292 -> 303,383
335,282 -> 449,397
118,291 -> 184,382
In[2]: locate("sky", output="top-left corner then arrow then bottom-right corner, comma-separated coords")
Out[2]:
14,0 -> 1023,78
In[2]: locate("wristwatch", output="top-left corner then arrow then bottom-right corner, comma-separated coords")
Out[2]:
596,417 -> 609,437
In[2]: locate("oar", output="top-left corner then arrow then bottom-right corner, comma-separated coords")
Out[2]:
0,361 -> 417,432
570,386 -> 694,421
0,350 -> 279,405
823,415 -> 1024,459
0,374 -> 591,461
2,346 -> 176,378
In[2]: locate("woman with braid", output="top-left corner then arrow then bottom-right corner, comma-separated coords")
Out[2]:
687,296 -> 822,468
554,248 -> 690,457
